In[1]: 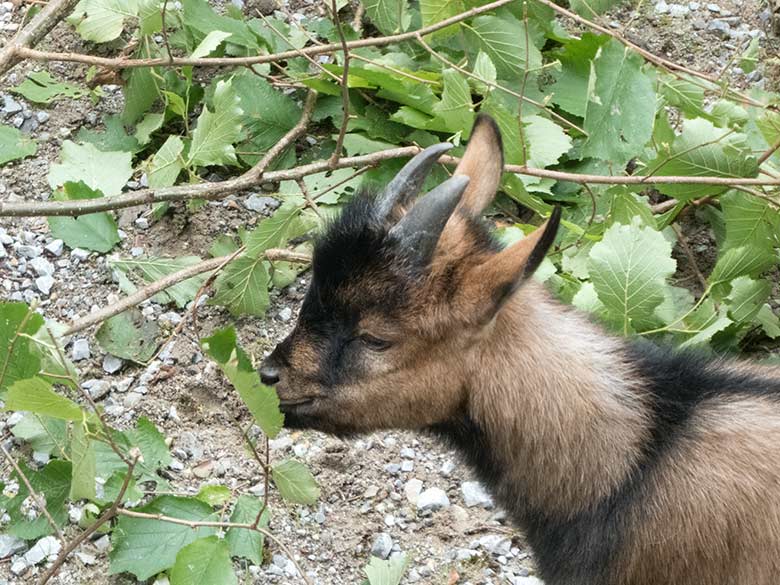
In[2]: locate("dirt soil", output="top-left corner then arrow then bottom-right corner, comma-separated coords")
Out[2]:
0,0 -> 773,584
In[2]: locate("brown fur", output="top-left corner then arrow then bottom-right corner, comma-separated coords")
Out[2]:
263,114 -> 780,584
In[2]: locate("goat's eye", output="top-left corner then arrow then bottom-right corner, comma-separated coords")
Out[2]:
358,333 -> 392,352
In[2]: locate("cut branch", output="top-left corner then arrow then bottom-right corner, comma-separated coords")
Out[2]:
12,0 -> 515,70
63,248 -> 310,336
4,145 -> 780,218
0,0 -> 80,75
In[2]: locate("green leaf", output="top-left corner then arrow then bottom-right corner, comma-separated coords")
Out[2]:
549,33 -> 607,118
659,74 -> 705,118
569,0 -> 626,16
127,417 -> 172,474
48,141 -> 133,197
364,553 -> 409,585
720,191 -> 777,252
363,0 -> 409,35
195,485 -> 232,507
582,39 -> 656,166
109,496 -> 216,580
3,460 -> 71,539
523,115 -> 572,168
0,302 -> 44,394
609,187 -> 656,228
724,276 -> 771,323
740,36 -> 760,74
70,422 -> 97,501
232,72 -> 302,167
756,304 -> 780,339
709,245 -> 776,285
5,377 -> 85,421
170,536 -> 237,585
96,309 -> 159,363
191,30 -> 233,59
182,0 -> 259,51
71,0 -> 140,43
111,257 -> 210,308
11,414 -> 67,457
211,256 -> 271,316
0,124 -> 37,165
12,70 -> 89,104
464,15 -> 542,80
226,495 -> 269,564
646,118 -> 758,200
588,219 -> 676,334
201,327 -> 283,438
272,459 -> 320,505
148,136 -> 185,188
471,51 -> 497,94
48,182 -> 120,253
432,69 -> 473,134
134,112 -> 165,145
188,79 -> 243,168
245,204 -> 301,257
76,115 -> 140,153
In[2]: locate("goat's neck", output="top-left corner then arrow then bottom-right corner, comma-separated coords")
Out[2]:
459,283 -> 649,519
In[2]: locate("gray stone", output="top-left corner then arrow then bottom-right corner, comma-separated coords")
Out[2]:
400,447 -> 415,459
706,2 -> 719,11
404,478 -> 423,504
245,194 -> 280,213
71,248 -> 90,261
35,275 -> 54,295
510,578 -> 544,585
0,535 -> 26,558
440,460 -> 456,476
71,338 -> 91,361
371,532 -> 393,559
124,392 -> 144,408
24,536 -> 61,565
668,3 -> 689,17
32,451 -> 50,465
16,244 -> 41,258
103,354 -> 124,374
477,534 -> 512,557
84,379 -> 110,400
10,559 -> 27,575
461,481 -> 494,509
384,463 -> 401,475
36,111 -> 49,124
44,239 -> 63,256
135,217 -> 150,229
654,1 -> 669,13
401,460 -> 414,472
416,487 -> 450,512
2,94 -> 22,115
708,19 -> 731,39
278,307 -> 293,322
29,256 -> 54,276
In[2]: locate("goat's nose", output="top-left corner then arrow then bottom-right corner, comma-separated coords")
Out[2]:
259,364 -> 280,386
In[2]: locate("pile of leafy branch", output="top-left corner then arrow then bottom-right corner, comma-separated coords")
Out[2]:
1,0 -> 780,581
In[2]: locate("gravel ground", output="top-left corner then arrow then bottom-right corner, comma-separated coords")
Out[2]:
0,0 -> 773,584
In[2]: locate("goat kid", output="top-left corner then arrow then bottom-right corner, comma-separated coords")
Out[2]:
260,114 -> 780,585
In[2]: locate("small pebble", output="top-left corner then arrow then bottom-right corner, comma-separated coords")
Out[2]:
370,533 -> 393,559
103,354 -> 124,374
71,338 -> 91,361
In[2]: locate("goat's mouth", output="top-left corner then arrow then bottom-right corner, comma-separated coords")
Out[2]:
278,397 -> 315,408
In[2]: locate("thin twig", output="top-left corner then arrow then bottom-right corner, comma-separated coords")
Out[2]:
37,456 -> 140,585
415,32 -> 587,136
160,0 -> 173,63
64,248 -> 310,336
297,178 -> 321,218
115,509 -> 314,585
758,136 -> 780,166
44,325 -> 131,464
0,0 -> 80,75
329,0 -> 351,167
149,245 -> 247,363
12,0 -> 516,70
672,224 -> 708,291
6,147 -> 780,218
0,443 -> 65,544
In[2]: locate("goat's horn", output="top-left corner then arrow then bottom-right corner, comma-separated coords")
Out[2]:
389,175 -> 470,262
375,143 -> 453,220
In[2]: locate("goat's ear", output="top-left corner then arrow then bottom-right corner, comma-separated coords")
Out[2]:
453,114 -> 504,216
461,207 -> 562,321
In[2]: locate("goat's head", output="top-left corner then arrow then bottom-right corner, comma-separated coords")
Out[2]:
260,114 -> 561,435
